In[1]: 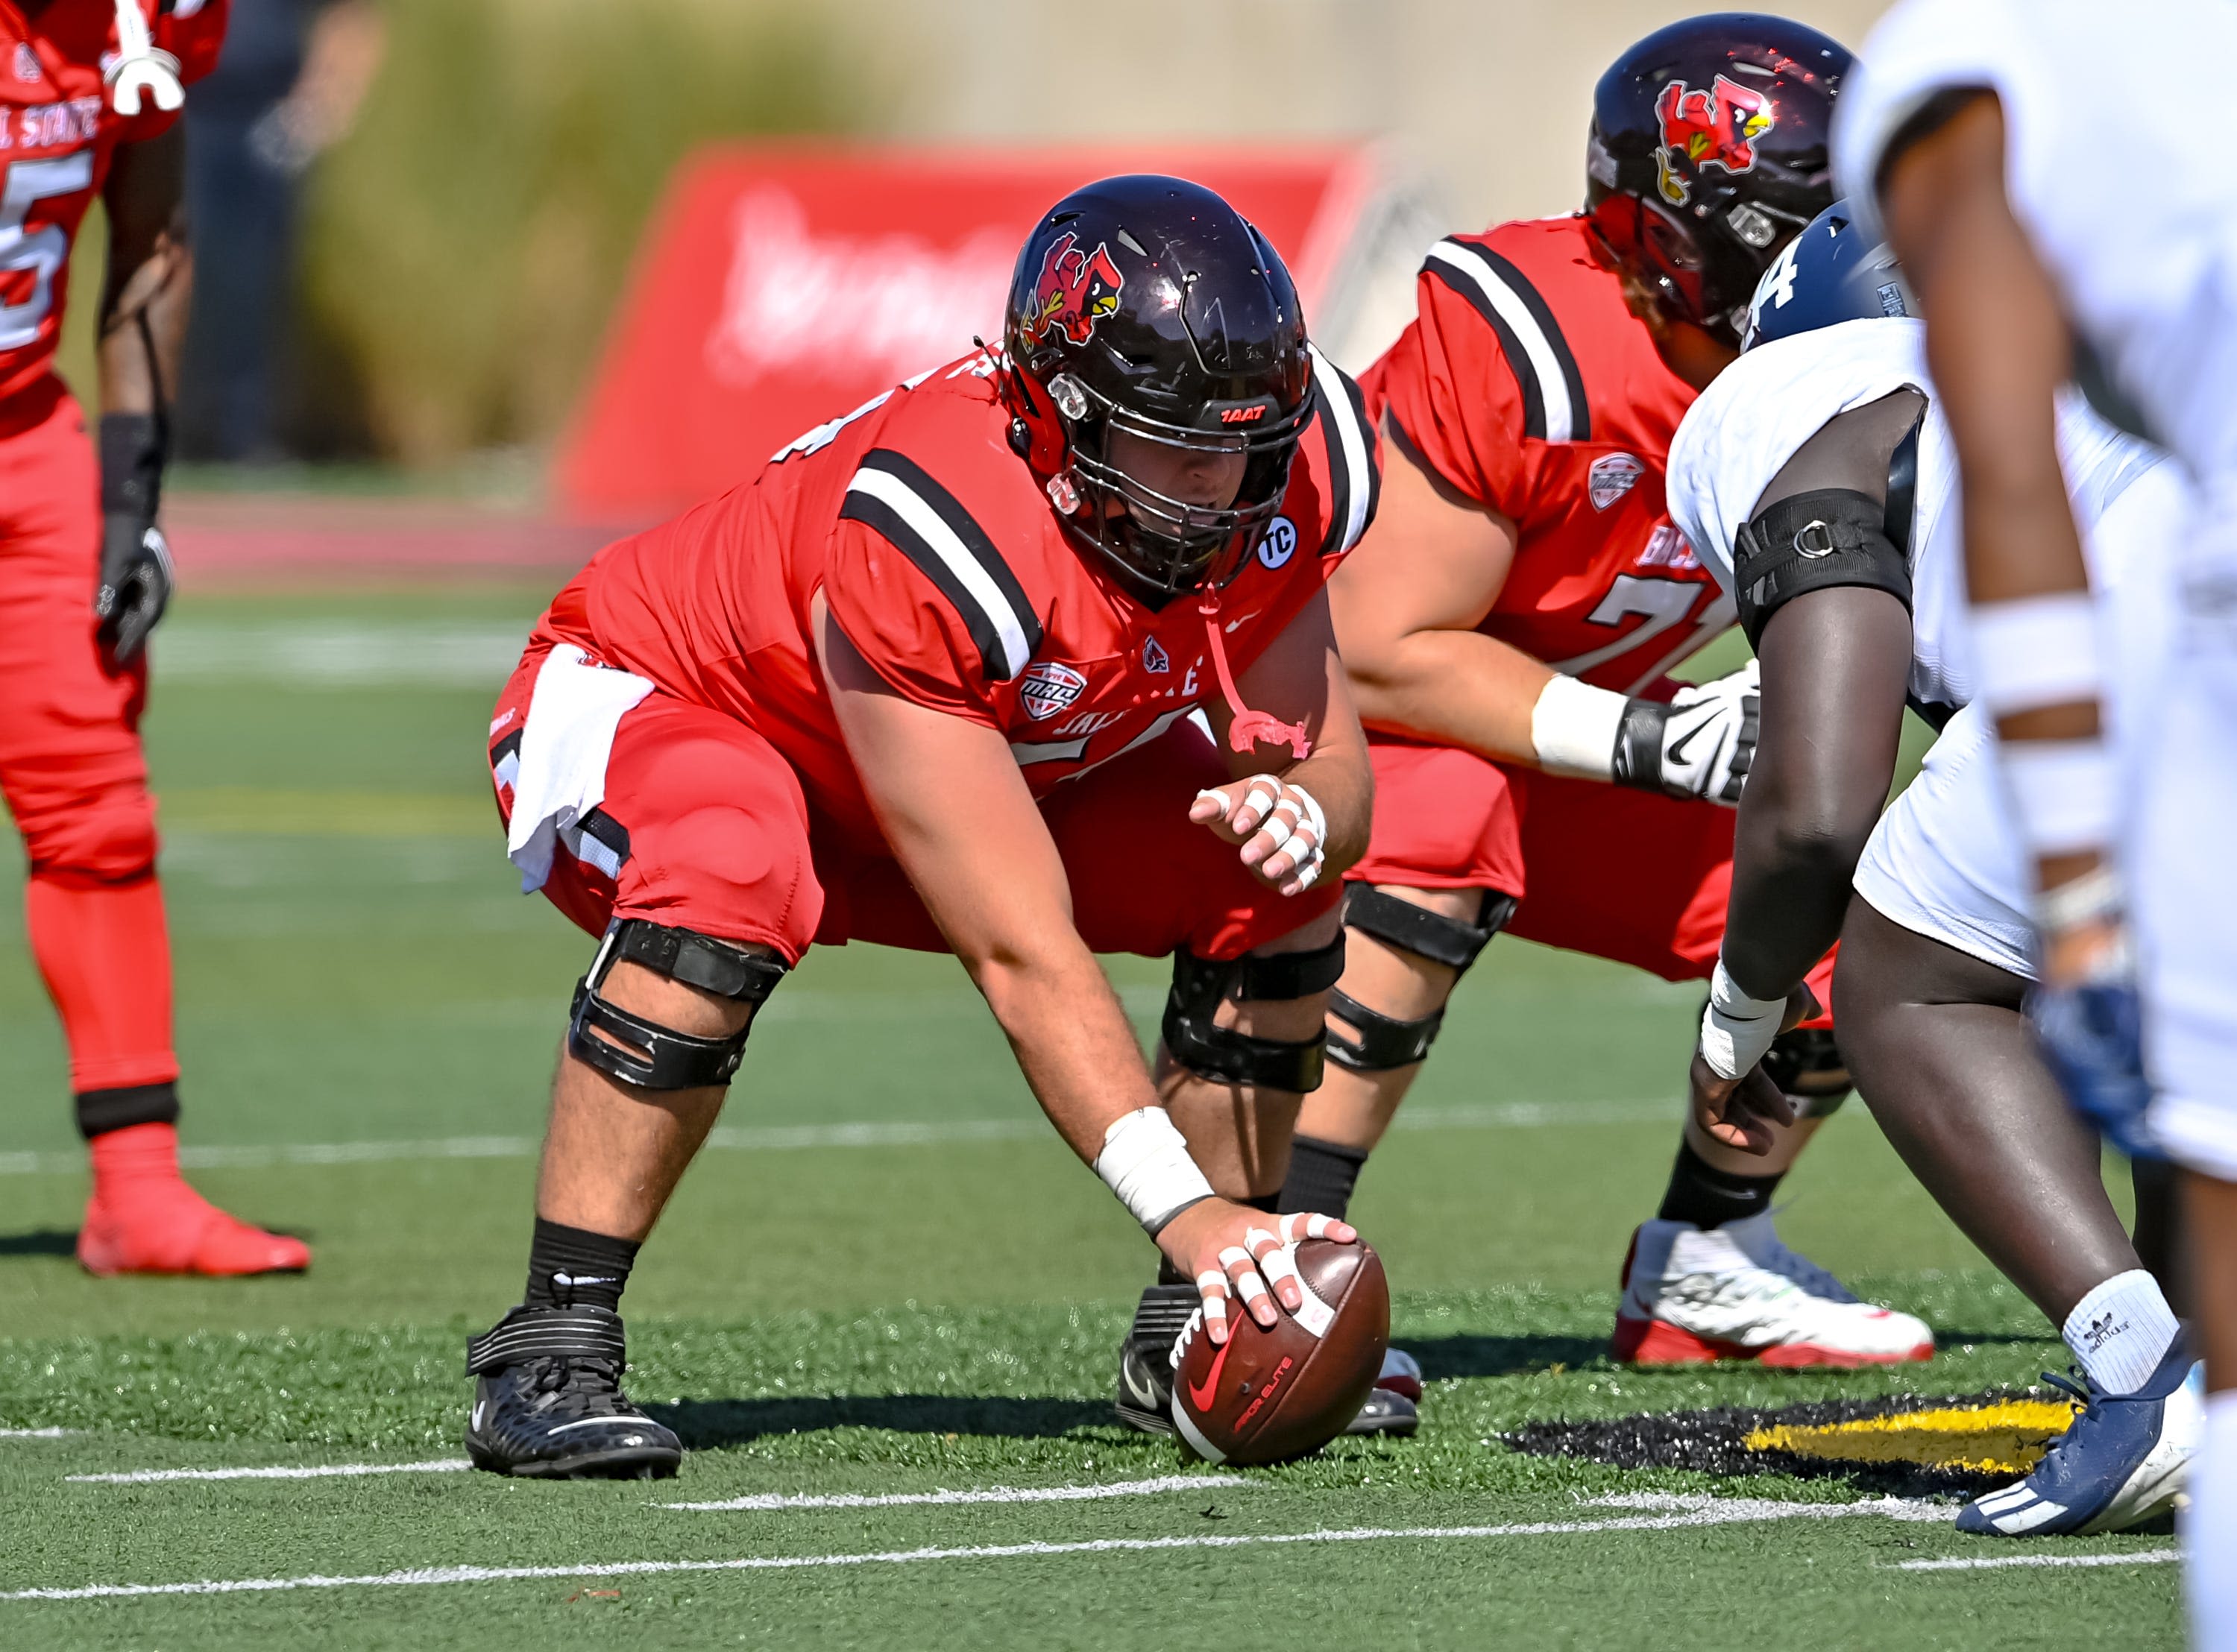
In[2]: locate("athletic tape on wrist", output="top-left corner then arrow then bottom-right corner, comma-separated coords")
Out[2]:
2002,738 -> 2120,857
1531,674 -> 1627,781
1971,593 -> 2105,716
1094,1107 -> 1216,1235
2035,862 -> 2124,933
1699,959 -> 1785,1082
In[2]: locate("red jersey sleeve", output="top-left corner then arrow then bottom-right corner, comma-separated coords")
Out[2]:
1297,345 -> 1382,564
1372,237 -> 1555,522
822,447 -> 1047,729
163,0 -> 230,85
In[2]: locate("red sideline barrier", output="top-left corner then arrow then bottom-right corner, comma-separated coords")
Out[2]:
555,145 -> 1377,519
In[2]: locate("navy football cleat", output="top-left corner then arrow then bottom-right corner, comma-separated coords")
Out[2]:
1957,1341 -> 2203,1536
465,1304 -> 682,1480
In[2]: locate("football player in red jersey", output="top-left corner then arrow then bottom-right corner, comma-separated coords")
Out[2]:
0,1 -> 307,1276
464,176 -> 1384,1479
1266,16 -> 1934,1378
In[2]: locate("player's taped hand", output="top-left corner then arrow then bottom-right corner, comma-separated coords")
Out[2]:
1192,775 -> 1328,895
94,511 -> 173,665
2029,867 -> 2159,1160
1616,662 -> 1758,806
1159,1201 -> 1357,1345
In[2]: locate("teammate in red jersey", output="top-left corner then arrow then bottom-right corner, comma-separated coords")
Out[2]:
464,176 -> 1382,1480
1267,16 -> 1934,1375
0,1 -> 306,1277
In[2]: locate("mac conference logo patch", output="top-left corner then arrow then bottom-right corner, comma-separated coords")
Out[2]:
1019,661 -> 1089,721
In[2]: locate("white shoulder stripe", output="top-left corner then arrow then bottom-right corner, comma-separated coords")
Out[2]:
845,464 -> 1036,681
1424,240 -> 1579,446
1308,345 -> 1373,554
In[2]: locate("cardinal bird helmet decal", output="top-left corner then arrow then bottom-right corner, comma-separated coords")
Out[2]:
1654,75 -> 1775,206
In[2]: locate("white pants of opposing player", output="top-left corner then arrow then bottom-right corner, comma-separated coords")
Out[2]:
1851,455 -> 2237,1179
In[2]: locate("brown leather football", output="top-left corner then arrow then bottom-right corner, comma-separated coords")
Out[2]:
1169,1239 -> 1391,1466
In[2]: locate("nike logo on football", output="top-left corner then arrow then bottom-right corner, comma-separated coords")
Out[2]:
1186,1328 -> 1236,1413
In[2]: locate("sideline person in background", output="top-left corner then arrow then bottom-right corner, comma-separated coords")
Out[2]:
179,0 -> 383,462
0,0 -> 306,1275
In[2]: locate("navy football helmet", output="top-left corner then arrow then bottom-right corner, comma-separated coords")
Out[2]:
1740,200 -> 1915,350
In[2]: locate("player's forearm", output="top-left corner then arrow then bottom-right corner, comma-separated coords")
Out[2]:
966,934 -> 1162,1164
1347,626 -> 1552,765
96,130 -> 190,419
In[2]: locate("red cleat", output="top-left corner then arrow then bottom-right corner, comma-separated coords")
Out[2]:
75,1123 -> 309,1278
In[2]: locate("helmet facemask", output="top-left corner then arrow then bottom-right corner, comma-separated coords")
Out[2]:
1046,371 -> 1309,602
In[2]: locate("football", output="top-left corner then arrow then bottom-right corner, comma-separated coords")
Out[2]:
1168,1239 -> 1391,1466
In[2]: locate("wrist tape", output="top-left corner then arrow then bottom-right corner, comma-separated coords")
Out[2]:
1531,674 -> 1627,781
2003,738 -> 2119,857
1699,959 -> 1784,1082
1094,1107 -> 1215,1235
1970,593 -> 2104,716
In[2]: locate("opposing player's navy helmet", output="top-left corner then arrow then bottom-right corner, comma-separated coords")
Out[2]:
1001,174 -> 1312,605
1740,200 -> 1914,350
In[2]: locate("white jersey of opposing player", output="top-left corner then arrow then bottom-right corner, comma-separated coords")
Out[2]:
1666,317 -> 2161,718
1837,0 -> 2237,486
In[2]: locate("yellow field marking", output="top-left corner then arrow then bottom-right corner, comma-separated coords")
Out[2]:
162,788 -> 492,839
1746,1401 -> 2077,1475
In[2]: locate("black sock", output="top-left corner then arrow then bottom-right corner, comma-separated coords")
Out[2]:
1657,1139 -> 1783,1229
75,1081 -> 180,1141
1278,1135 -> 1369,1220
523,1218 -> 640,1312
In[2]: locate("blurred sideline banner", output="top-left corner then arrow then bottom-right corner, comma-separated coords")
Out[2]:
556,144 -> 1439,519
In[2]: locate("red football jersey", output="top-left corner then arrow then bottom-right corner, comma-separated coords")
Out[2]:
1365,215 -> 1734,696
538,347 -> 1379,846
0,0 -> 228,405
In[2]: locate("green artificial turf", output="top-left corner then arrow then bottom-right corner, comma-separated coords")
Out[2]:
0,587 -> 2180,1650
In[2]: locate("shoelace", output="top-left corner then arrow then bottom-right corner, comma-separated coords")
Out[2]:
2022,1369 -> 2095,1474
1197,593 -> 1309,759
523,1353 -> 632,1416
1755,1235 -> 1860,1305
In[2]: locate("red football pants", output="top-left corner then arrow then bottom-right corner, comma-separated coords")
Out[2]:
490,645 -> 1341,968
0,377 -> 176,1095
1350,731 -> 1836,1021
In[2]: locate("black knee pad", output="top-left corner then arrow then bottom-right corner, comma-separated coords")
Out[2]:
1162,935 -> 1346,1094
1762,1024 -> 1851,1117
1342,884 -> 1515,972
567,920 -> 787,1091
1325,989 -> 1444,1071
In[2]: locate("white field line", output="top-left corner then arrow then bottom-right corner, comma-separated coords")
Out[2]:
1894,1548 -> 2182,1572
0,1099 -> 1674,1178
0,1495 -> 1960,1603
69,1460 -> 471,1485
0,1428 -> 72,1439
663,1474 -> 1246,1513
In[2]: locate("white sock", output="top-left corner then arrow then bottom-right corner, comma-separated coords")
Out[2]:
2188,1390 -> 2237,1652
2061,1269 -> 2180,1394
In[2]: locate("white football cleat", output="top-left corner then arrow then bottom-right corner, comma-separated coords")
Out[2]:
1613,1214 -> 1935,1369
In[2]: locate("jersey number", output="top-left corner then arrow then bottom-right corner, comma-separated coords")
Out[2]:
0,154 -> 93,352
1548,574 -> 1737,695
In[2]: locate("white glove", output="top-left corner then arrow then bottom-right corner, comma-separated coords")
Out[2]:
1618,662 -> 1758,806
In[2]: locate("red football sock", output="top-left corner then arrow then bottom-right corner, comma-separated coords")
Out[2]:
24,873 -> 178,1094
80,1123 -> 311,1276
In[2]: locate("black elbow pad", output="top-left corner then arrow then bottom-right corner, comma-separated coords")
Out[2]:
1731,488 -> 1913,650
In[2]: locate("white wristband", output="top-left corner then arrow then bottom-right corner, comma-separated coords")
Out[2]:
2002,738 -> 2119,857
1093,1107 -> 1215,1235
1531,673 -> 1627,781
1971,593 -> 2104,716
1699,959 -> 1784,1082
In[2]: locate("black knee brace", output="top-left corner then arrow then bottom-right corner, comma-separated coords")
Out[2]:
568,920 -> 787,1091
1762,1024 -> 1851,1118
1162,935 -> 1347,1094
1324,886 -> 1516,1071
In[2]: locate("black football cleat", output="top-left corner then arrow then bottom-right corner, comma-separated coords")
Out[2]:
464,1304 -> 682,1479
1344,1384 -> 1419,1437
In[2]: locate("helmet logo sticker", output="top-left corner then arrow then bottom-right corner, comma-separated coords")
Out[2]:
1142,636 -> 1171,673
1653,75 -> 1775,206
1023,233 -> 1126,348
1019,661 -> 1089,721
1256,516 -> 1298,570
1588,454 -> 1646,511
